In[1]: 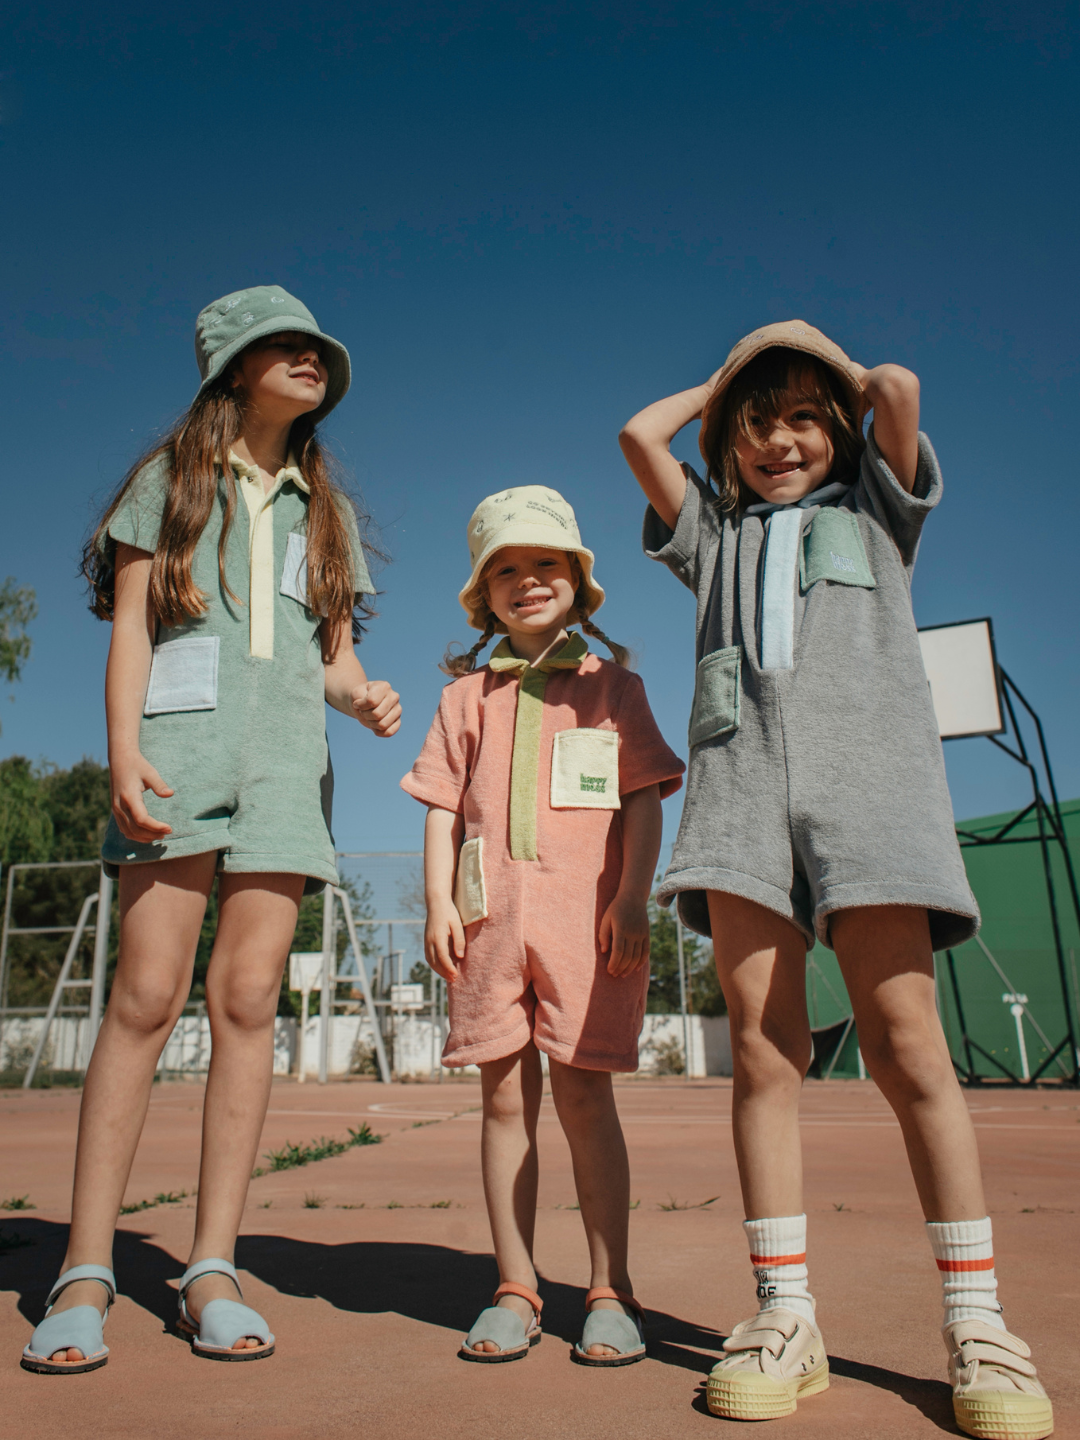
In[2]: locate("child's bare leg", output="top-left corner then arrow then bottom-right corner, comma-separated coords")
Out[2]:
547,1059 -> 632,1358
831,905 -> 986,1220
472,1043 -> 543,1351
708,892 -> 811,1218
180,872 -> 304,1348
46,854 -> 217,1359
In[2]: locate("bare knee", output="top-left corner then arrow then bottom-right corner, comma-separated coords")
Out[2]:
108,970 -> 188,1038
207,973 -> 281,1033
550,1064 -> 611,1122
859,1019 -> 954,1102
733,1025 -> 811,1096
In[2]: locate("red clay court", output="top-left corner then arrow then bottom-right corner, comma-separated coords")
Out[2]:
2,1076 -> 1077,1440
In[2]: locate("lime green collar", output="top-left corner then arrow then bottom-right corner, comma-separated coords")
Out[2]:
488,631 -> 588,675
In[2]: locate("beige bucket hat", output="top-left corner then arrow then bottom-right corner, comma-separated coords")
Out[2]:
458,487 -> 605,632
699,319 -> 866,462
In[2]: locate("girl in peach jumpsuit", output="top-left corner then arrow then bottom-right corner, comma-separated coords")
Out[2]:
402,486 -> 683,1367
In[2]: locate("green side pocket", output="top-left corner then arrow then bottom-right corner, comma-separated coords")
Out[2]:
799,508 -> 875,591
688,645 -> 741,748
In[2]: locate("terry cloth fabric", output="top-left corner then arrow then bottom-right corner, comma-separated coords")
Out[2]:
643,425 -> 979,951
927,1218 -> 1006,1330
99,455 -> 374,894
744,1215 -> 816,1324
401,638 -> 684,1071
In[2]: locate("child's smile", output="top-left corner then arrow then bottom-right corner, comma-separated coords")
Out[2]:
484,545 -> 578,662
736,398 -> 835,505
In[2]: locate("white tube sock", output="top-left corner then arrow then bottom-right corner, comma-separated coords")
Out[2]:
743,1214 -> 816,1324
926,1217 -> 1006,1330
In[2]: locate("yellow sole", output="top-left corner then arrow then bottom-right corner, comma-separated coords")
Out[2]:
954,1393 -> 1054,1440
707,1363 -> 829,1421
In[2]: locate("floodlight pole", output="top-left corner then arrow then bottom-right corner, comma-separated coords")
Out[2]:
318,882 -> 334,1085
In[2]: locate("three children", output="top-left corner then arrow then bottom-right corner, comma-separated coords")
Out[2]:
20,293 -> 1053,1439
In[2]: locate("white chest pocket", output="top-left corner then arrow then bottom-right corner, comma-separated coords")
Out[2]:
280,532 -> 310,607
550,728 -> 620,810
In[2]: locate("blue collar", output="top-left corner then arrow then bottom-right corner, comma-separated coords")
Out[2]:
744,481 -> 852,518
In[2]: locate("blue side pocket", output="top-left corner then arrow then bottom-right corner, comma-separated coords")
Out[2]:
688,646 -> 741,748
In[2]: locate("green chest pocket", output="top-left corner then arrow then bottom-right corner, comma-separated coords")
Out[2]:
688,645 -> 741,748
799,508 -> 875,592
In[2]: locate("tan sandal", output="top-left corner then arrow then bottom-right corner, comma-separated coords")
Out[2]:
459,1282 -> 542,1363
945,1320 -> 1054,1439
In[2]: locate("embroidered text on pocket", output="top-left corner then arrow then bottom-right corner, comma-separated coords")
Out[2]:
280,531 -> 311,608
550,728 -> 620,809
143,636 -> 220,715
688,645 -> 741,748
799,508 -> 875,591
454,836 -> 488,925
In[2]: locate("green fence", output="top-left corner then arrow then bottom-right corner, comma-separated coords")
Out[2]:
803,799 -> 1080,1083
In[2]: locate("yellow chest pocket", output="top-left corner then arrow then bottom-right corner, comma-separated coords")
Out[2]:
550,728 -> 621,810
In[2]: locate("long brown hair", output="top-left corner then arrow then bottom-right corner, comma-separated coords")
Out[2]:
440,556 -> 630,676
700,349 -> 864,514
83,373 -> 378,640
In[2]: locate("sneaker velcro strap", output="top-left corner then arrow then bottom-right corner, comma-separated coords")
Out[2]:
959,1342 -> 1039,1378
723,1326 -> 790,1358
950,1322 -> 1031,1358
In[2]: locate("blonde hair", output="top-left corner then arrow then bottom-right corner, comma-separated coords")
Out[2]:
440,557 -> 630,676
700,349 -> 864,514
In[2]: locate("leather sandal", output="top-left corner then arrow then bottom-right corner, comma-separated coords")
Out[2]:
459,1282 -> 543,1362
21,1264 -> 116,1375
572,1287 -> 646,1367
945,1320 -> 1054,1440
176,1258 -> 274,1362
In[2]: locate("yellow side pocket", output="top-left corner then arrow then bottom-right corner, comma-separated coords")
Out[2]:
453,836 -> 488,925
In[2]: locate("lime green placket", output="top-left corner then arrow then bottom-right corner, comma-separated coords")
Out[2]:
488,632 -> 589,861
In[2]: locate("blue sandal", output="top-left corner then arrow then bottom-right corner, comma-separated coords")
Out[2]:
572,1287 -> 647,1367
176,1258 -> 274,1362
21,1264 -> 116,1375
459,1282 -> 543,1363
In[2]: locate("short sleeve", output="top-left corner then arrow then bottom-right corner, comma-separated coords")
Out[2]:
642,464 -> 718,595
102,455 -> 171,556
334,495 -> 376,597
614,672 -> 685,800
400,682 -> 473,813
855,425 -> 943,574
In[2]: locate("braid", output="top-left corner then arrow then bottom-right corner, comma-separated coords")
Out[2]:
441,613 -> 497,677
581,616 -> 631,669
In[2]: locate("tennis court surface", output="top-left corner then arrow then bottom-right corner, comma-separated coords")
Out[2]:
2,1077 -> 1077,1439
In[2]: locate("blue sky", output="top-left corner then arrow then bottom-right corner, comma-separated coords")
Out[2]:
2,1 -> 1077,853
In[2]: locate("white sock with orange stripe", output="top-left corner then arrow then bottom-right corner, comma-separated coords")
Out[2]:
926,1217 -> 1006,1330
743,1214 -> 816,1324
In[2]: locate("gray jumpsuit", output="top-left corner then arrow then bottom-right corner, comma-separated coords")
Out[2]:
100,455 -> 373,894
644,426 -> 979,951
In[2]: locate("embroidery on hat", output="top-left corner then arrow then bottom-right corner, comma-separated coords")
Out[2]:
225,296 -> 243,310
525,501 -> 569,527
241,312 -> 255,325
474,521 -> 484,533
271,297 -> 285,304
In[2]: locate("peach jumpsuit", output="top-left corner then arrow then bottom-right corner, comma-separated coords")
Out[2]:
402,635 -> 684,1070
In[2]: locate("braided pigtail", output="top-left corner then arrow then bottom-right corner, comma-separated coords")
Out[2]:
581,615 -> 631,669
441,613 -> 497,677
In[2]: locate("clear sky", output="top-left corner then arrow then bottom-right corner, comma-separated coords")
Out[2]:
2,1 -> 1077,853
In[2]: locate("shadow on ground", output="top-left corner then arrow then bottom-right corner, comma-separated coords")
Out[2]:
2,1220 -> 957,1429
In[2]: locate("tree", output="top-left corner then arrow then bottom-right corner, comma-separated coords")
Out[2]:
0,578 -> 37,734
647,889 -> 726,1016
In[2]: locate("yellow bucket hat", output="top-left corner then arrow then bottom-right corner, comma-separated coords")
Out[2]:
459,487 -> 605,633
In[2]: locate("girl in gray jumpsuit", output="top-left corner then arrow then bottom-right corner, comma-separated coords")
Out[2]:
21,286 -> 402,1376
619,322 -> 1052,1439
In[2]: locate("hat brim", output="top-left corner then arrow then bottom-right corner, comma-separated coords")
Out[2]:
195,315 -> 351,422
698,340 -> 866,464
458,530 -> 605,633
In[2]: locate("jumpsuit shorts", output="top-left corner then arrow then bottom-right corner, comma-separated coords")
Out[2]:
100,455 -> 373,894
402,637 -> 684,1071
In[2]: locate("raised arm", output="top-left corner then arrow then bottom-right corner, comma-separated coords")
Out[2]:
849,363 -> 921,493
618,371 -> 721,531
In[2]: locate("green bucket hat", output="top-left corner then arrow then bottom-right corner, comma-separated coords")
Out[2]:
194,284 -> 351,421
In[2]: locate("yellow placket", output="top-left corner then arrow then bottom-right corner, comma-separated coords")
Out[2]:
229,452 -> 307,659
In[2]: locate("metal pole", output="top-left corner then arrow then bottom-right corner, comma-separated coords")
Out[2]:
87,867 -> 112,1064
23,893 -> 97,1089
318,882 -> 333,1085
675,914 -> 690,1077
333,890 -> 392,1084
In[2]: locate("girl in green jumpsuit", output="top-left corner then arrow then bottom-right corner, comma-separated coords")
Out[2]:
21,285 -> 401,1374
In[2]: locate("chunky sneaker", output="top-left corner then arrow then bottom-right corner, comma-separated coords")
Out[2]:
707,1308 -> 829,1420
945,1321 -> 1054,1439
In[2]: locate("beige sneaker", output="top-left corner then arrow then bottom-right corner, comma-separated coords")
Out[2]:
707,1308 -> 829,1420
945,1321 -> 1053,1440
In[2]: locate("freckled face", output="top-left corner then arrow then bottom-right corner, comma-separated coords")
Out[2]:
484,546 -> 577,637
231,331 -> 328,418
735,393 -> 835,504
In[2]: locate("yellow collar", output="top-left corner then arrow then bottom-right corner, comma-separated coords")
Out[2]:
488,631 -> 589,674
227,450 -> 310,494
